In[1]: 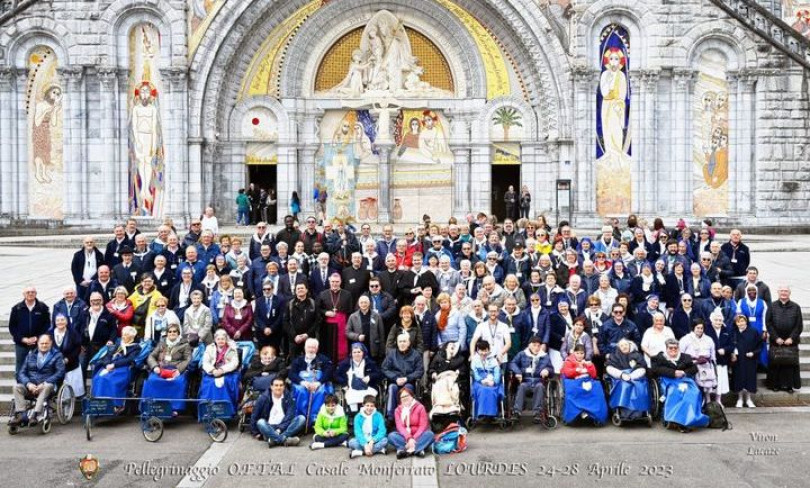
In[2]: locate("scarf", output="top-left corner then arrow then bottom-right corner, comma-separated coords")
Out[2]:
165,335 -> 180,348
215,345 -> 229,368
400,401 -> 414,430
524,346 -> 542,369
117,339 -> 134,357
231,299 -> 247,311
437,308 -> 450,332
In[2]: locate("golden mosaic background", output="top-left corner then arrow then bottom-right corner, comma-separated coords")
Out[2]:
314,27 -> 454,92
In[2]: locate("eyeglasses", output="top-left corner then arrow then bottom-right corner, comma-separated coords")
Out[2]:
487,258 -> 497,261
612,311 -> 623,315
667,346 -> 679,350
263,288 -> 273,291
530,298 -> 540,302
682,299 -> 692,302
369,284 -> 380,288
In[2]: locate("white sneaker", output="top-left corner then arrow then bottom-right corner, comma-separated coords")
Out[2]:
350,450 -> 363,459
310,442 -> 325,450
745,398 -> 756,408
735,398 -> 743,408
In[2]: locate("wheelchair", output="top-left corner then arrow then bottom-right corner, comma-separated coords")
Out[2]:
648,375 -> 710,431
7,382 -> 75,435
83,340 -> 154,441
602,373 -> 655,427
505,372 -> 559,430
547,375 -> 608,426
468,368 -> 513,431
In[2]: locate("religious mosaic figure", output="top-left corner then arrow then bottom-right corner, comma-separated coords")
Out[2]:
418,110 -> 449,163
26,46 -> 64,219
595,24 -> 631,215
128,23 -> 165,216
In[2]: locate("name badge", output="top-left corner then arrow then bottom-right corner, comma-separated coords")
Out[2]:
113,252 -> 119,258
370,318 -> 376,325
161,281 -> 168,287
592,327 -> 599,334
731,258 -> 738,263
130,271 -> 137,279
235,313 -> 242,320
349,279 -> 356,284
171,264 -> 177,270
165,353 -> 172,362
749,316 -> 756,322
516,272 -> 522,278
237,281 -> 244,287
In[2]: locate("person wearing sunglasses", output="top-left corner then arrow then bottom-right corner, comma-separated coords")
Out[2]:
650,339 -> 708,432
598,304 -> 641,361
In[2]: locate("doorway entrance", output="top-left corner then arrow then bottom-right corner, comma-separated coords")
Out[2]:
491,164 -> 520,222
248,164 -> 277,223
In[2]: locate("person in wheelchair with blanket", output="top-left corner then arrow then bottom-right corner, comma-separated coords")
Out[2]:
650,338 -> 710,432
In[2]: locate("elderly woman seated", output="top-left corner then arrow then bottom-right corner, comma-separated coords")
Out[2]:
142,323 -> 192,415
289,338 -> 334,427
381,333 -> 424,418
91,326 -> 142,410
470,340 -> 504,420
650,339 -> 710,432
388,386 -> 433,459
244,345 -> 285,393
508,337 -> 553,424
560,344 -> 608,425
182,290 -> 213,347
606,339 -> 650,422
199,329 -> 241,419
335,343 -> 382,415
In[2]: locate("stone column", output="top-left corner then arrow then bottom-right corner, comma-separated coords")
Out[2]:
187,137 -> 204,220
447,109 -> 471,220
672,69 -> 695,216
117,68 -> 130,216
59,65 -> 85,220
98,66 -> 118,218
469,143 -> 490,213
638,69 -> 660,215
735,69 -> 757,216
299,145 -> 317,222
0,67 -> 14,216
571,65 -> 597,216
161,67 -> 189,218
14,70 -> 28,217
376,143 -> 393,222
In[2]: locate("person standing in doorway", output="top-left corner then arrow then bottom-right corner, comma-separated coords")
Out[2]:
248,183 -> 261,225
236,189 -> 250,226
519,185 -> 532,219
504,185 -> 517,221
291,191 -> 301,222
267,189 -> 278,224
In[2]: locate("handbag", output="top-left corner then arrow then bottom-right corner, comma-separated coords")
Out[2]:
769,345 -> 799,366
351,375 -> 368,391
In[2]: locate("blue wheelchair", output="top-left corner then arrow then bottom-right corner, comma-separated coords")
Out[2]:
83,340 -> 154,441
605,374 -> 655,427
650,376 -> 710,431
548,377 -> 609,426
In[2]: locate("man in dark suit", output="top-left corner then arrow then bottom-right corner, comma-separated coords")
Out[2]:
168,268 -> 205,320
88,265 -> 118,304
132,234 -> 156,273
400,252 -> 439,306
278,258 -> 308,301
377,254 -> 405,303
254,281 -> 286,350
341,252 -> 371,305
52,287 -> 88,330
362,277 -> 398,332
104,224 -> 128,267
308,252 -> 334,297
112,246 -> 141,293
71,236 -> 106,302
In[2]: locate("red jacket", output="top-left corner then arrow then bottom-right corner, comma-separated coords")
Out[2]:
106,300 -> 134,336
561,354 -> 597,379
394,250 -> 414,270
393,400 -> 429,441
222,303 -> 254,341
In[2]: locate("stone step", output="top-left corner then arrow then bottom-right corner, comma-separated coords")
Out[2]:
0,352 -> 14,365
757,371 -> 810,387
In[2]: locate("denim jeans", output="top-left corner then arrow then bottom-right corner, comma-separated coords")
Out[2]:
513,381 -> 545,413
348,437 -> 388,453
257,415 -> 305,444
237,209 -> 249,226
386,382 -> 414,418
388,431 -> 433,453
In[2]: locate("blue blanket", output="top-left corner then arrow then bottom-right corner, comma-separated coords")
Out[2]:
198,372 -> 240,420
659,377 -> 710,428
141,372 -> 189,412
562,377 -> 608,425
609,375 -> 651,413
91,367 -> 132,407
472,381 -> 503,418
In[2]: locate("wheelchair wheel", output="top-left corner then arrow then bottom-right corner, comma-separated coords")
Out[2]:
546,379 -> 562,419
8,425 -> 19,435
237,413 -> 246,433
649,380 -> 661,420
545,415 -> 559,430
40,418 -> 52,435
466,417 -> 477,431
84,415 -> 92,441
208,418 -> 228,443
646,413 -> 654,427
143,417 -> 164,443
611,411 -> 622,427
56,384 -> 75,424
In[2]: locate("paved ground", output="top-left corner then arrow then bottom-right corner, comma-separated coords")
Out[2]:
0,409 -> 806,488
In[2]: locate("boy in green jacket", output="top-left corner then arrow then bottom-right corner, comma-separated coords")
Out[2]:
310,394 -> 349,450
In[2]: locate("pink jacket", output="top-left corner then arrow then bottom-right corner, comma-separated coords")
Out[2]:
222,303 -> 254,341
394,401 -> 429,441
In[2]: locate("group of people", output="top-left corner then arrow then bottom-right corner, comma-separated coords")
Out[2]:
6,210 -> 804,443
237,184 -> 279,226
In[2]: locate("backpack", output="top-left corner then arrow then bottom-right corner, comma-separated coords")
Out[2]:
703,401 -> 731,431
432,422 -> 468,454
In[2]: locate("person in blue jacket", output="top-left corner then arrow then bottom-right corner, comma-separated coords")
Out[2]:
599,303 -> 641,359
509,337 -> 554,424
253,281 -> 285,350
9,287 -> 51,374
289,338 -> 334,427
9,334 -> 65,427
521,293 -> 551,346
251,376 -> 306,447
348,395 -> 388,458
698,282 -> 735,327
51,287 -> 88,330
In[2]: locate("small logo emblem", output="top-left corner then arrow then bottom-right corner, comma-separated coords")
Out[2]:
79,454 -> 100,480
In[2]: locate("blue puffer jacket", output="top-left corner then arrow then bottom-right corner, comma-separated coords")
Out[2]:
17,348 -> 65,386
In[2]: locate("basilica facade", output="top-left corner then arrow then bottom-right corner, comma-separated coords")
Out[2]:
0,0 -> 808,227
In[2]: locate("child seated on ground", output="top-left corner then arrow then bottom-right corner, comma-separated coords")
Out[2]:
349,395 -> 388,458
310,394 -> 350,450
